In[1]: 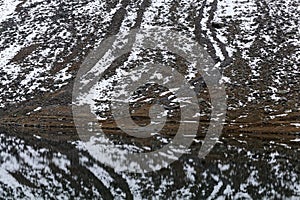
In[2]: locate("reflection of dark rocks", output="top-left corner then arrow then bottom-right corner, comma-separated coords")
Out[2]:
0,127 -> 133,199
211,21 -> 224,29
0,127 -> 300,198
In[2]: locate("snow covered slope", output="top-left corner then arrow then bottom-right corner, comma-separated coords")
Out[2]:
0,0 -> 299,132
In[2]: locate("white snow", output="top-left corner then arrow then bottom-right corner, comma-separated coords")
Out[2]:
33,107 -> 42,112
0,0 -> 21,24
291,123 -> 300,128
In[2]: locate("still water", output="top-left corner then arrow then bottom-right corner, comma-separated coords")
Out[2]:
0,127 -> 299,199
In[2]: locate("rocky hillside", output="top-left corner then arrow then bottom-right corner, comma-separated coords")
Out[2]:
0,0 -> 299,134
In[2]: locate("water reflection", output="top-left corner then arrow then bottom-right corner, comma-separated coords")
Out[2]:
0,127 -> 299,199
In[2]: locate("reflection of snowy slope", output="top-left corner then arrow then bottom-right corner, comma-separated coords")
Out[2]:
0,131 -> 300,198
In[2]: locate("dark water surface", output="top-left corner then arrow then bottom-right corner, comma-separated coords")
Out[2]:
0,127 -> 299,199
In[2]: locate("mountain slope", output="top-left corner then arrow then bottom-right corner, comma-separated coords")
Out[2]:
0,0 -> 299,133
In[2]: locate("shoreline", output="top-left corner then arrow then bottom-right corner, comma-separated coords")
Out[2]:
1,115 -> 299,137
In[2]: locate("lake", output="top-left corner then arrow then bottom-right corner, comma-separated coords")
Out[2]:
0,127 -> 299,199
